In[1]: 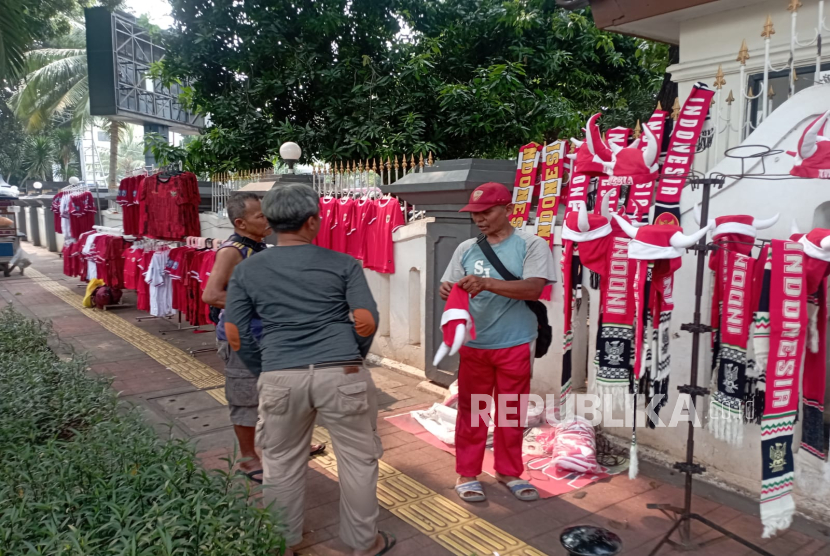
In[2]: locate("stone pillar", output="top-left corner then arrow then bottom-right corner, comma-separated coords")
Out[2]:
384,159 -> 515,386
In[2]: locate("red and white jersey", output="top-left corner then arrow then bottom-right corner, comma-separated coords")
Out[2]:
363,198 -> 404,274
314,198 -> 338,249
330,198 -> 356,253
347,199 -> 377,261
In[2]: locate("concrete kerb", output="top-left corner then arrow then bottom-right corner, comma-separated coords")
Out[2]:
365,354 -> 449,398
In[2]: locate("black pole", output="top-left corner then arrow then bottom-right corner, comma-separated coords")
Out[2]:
680,179 -> 711,541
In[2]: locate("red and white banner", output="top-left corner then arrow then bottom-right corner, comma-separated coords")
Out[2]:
640,111 -> 667,159
606,127 -> 631,148
535,140 -> 567,250
653,84 -> 715,226
510,142 -> 541,230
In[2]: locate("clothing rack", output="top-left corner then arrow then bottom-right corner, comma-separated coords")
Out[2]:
644,146 -> 810,555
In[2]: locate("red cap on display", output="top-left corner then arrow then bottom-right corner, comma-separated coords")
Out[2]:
612,214 -> 711,260
459,182 -> 513,212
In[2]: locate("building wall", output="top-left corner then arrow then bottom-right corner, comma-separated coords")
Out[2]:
668,0 -> 830,176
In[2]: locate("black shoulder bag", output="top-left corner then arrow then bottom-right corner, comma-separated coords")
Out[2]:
476,234 -> 552,359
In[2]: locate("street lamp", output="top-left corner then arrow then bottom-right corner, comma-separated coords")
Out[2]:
279,142 -> 302,173
33,181 -> 43,191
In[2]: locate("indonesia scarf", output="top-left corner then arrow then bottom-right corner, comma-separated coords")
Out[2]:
590,234 -> 636,410
795,231 -> 830,480
614,216 -> 708,477
536,140 -> 567,301
653,83 -> 716,226
708,250 -> 755,446
757,240 -> 806,538
510,143 -> 541,230
564,204 -> 635,412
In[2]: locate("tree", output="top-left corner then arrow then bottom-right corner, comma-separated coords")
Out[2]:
0,0 -> 122,85
0,91 -> 26,184
160,0 -> 668,172
22,135 -> 55,181
10,20 -> 125,188
52,126 -> 80,180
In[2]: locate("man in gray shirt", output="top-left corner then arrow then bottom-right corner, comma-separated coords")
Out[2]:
224,184 -> 394,556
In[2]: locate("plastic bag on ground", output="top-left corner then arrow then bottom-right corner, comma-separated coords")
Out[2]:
551,416 -> 598,474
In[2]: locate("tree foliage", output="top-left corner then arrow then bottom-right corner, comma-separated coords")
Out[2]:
0,0 -> 122,84
161,0 -> 669,171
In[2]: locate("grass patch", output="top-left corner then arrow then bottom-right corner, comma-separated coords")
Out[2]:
0,305 -> 286,555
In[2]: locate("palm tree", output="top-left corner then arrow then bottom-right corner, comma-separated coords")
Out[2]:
23,135 -> 55,181
10,20 -> 124,188
52,126 -> 79,180
116,125 -> 145,178
0,0 -> 32,84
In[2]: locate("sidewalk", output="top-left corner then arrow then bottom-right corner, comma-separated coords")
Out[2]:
3,243 -> 830,556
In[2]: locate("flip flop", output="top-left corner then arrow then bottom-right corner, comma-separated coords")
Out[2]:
455,480 -> 486,503
375,531 -> 396,555
309,443 -> 327,457
504,479 -> 539,501
236,469 -> 263,484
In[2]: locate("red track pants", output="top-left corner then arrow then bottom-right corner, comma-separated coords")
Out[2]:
455,343 -> 532,478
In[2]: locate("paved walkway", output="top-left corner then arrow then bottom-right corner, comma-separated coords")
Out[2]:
3,243 -> 830,555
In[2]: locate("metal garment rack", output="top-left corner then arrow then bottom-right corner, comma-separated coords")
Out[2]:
646,145 -> 806,555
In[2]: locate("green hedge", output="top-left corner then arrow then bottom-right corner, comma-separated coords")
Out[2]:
0,306 -> 287,555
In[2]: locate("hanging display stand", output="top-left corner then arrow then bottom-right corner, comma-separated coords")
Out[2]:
646,145 -> 797,556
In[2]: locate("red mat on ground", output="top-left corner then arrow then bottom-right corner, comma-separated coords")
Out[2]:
385,413 -> 614,499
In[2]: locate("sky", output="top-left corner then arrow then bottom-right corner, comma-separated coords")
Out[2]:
124,0 -> 174,28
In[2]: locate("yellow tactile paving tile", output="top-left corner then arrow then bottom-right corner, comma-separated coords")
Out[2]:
25,267 -> 548,556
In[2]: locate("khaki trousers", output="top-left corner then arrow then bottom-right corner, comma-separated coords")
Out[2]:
256,365 -> 383,550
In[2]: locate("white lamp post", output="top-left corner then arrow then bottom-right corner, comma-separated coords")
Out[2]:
33,181 -> 43,191
279,142 -> 302,173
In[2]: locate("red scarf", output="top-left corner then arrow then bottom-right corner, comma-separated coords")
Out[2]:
759,240 -> 806,538
653,84 -> 715,226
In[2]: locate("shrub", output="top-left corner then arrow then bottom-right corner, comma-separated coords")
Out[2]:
0,305 -> 286,555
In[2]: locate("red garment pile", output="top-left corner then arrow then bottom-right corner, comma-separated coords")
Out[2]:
313,196 -> 405,273
62,231 -> 127,287
138,172 -> 201,241
51,190 -> 97,239
120,244 -> 215,324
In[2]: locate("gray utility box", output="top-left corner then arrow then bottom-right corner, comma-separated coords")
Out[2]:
383,159 -> 515,386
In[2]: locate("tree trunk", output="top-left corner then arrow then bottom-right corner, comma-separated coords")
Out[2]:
108,119 -> 119,189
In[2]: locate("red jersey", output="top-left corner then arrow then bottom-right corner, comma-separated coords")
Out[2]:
139,173 -> 201,241
347,199 -> 377,261
330,198 -> 355,253
314,198 -> 338,249
363,199 -> 404,274
123,247 -> 142,290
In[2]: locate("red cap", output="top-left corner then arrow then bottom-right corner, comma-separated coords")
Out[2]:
459,182 -> 512,212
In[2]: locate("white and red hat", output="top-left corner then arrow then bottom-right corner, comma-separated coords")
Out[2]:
694,204 -> 779,238
800,228 -> 830,263
603,122 -> 659,182
567,113 -> 613,177
562,201 -> 612,243
433,284 -> 476,366
613,214 -> 710,260
790,110 -> 830,179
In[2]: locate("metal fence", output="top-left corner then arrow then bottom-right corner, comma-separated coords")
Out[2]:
209,152 -> 434,219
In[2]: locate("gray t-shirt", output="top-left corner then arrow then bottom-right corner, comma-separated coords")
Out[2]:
441,229 -> 557,349
224,244 -> 379,374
